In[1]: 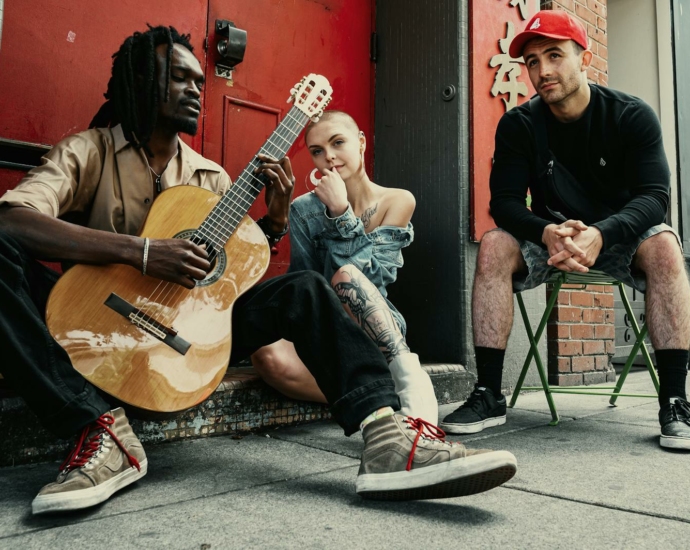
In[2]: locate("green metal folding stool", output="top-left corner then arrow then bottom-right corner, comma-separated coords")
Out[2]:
509,270 -> 659,425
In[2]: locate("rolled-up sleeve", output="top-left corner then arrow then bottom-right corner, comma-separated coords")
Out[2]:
0,134 -> 102,218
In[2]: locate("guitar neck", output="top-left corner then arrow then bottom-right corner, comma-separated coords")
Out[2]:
196,105 -> 310,251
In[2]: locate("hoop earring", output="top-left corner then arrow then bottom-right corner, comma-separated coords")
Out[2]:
305,168 -> 322,192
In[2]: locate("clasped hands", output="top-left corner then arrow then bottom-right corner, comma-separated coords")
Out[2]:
542,220 -> 604,273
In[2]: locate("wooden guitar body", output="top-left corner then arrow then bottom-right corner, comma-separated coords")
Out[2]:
46,186 -> 270,413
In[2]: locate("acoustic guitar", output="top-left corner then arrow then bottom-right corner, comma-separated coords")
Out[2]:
46,75 -> 333,413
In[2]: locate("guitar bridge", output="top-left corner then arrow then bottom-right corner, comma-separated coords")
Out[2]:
105,293 -> 191,355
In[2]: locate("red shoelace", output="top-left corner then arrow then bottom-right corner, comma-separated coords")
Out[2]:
60,413 -> 141,473
404,417 -> 448,471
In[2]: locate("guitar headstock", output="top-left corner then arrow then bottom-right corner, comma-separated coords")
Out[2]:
288,74 -> 333,122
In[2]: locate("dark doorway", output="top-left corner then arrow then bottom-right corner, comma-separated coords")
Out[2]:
374,0 -> 467,363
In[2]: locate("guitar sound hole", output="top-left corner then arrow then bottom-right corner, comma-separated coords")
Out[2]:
172,229 -> 227,287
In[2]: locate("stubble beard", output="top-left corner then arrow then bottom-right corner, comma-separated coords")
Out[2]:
539,71 -> 582,106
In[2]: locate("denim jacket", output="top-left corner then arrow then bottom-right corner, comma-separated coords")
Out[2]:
288,192 -> 414,332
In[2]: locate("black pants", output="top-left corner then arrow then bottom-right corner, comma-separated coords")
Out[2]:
0,232 -> 398,438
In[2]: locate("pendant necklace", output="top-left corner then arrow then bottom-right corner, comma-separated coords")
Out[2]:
149,166 -> 163,194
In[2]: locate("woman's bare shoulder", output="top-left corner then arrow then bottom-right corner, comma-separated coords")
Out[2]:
379,187 -> 416,227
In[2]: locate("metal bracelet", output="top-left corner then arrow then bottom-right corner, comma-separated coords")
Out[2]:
142,237 -> 150,275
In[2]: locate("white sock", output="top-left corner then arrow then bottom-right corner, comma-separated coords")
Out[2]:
388,353 -> 438,425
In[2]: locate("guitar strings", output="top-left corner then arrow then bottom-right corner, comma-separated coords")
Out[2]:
150,110 -> 306,330
133,107 -> 306,329
130,106 -> 310,335
130,115 -> 300,334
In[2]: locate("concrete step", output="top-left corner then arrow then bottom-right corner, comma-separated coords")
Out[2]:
0,364 -> 475,467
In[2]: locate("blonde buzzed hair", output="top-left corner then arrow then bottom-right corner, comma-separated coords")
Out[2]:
304,110 -> 360,142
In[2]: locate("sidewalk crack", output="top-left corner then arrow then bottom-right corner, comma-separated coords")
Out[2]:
501,485 -> 690,524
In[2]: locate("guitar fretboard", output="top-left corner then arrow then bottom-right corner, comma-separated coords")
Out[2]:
195,105 -> 310,253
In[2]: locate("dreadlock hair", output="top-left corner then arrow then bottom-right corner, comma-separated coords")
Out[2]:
89,25 -> 194,155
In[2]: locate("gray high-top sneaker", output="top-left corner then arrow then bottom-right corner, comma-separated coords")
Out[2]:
356,413 -> 516,500
32,408 -> 147,514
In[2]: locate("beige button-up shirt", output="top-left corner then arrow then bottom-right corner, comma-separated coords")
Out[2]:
0,125 -> 231,236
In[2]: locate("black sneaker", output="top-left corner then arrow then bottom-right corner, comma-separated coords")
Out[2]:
440,385 -> 507,434
659,397 -> 690,450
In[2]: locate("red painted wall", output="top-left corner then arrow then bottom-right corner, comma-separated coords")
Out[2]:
470,1 -> 536,241
0,0 -> 208,194
203,0 -> 374,278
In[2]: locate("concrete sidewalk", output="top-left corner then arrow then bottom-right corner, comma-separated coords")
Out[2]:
1,370 -> 688,549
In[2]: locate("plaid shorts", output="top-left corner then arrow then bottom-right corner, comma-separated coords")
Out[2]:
500,223 -> 683,294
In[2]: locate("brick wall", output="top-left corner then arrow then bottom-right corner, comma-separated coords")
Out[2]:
547,284 -> 617,385
540,1 -> 616,385
542,0 -> 608,85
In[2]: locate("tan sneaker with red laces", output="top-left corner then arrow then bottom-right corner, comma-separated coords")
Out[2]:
356,413 -> 516,500
32,408 -> 147,514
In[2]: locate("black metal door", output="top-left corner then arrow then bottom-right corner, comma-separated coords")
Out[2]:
374,0 -> 467,362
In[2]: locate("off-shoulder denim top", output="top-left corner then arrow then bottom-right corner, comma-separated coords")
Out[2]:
288,192 -> 414,333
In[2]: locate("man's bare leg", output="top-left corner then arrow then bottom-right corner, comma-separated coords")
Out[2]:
473,230 -> 527,350
634,232 -> 690,396
634,232 -> 690,350
633,231 -> 690,449
332,265 -> 437,423
440,230 -> 526,434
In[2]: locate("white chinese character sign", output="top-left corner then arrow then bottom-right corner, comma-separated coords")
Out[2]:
470,0 -> 539,240
489,21 -> 529,110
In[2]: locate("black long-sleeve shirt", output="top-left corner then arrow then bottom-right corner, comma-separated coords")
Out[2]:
489,84 -> 670,251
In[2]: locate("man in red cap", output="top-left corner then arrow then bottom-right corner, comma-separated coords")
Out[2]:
440,10 -> 690,450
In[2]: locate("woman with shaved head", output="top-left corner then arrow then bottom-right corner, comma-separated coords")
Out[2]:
251,110 -> 438,424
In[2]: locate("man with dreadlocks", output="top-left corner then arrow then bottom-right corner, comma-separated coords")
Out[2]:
0,25 -> 517,515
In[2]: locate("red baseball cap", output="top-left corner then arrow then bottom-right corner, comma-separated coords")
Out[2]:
509,10 -> 589,59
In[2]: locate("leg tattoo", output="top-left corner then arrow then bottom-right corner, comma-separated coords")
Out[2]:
332,269 -> 409,362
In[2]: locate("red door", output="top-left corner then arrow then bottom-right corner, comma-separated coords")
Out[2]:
0,1 -> 375,283
202,0 -> 375,279
0,0 -> 209,194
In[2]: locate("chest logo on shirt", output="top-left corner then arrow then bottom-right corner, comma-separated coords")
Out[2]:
600,158 -> 607,166
530,18 -> 541,30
